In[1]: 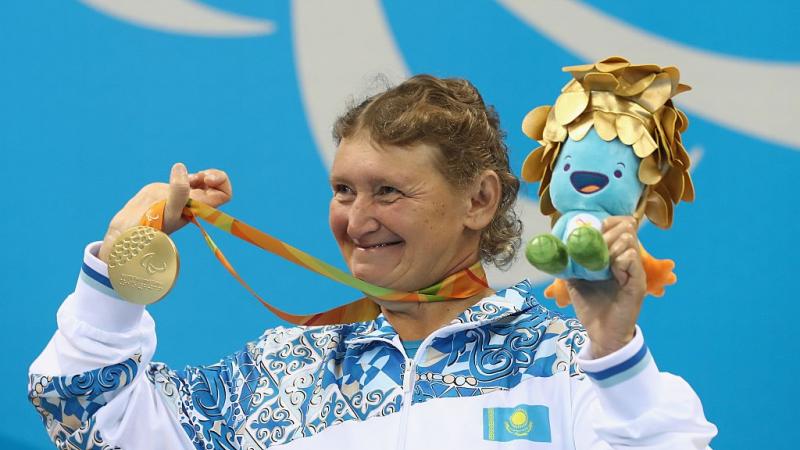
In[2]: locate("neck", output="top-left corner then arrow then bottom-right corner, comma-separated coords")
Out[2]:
372,250 -> 489,341
377,287 -> 494,341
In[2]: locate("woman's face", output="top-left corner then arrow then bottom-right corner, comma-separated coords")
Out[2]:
329,134 -> 480,292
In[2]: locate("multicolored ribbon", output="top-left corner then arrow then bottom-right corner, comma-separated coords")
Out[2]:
140,200 -> 489,325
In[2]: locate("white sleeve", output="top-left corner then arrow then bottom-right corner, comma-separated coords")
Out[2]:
570,326 -> 718,449
28,242 -> 194,450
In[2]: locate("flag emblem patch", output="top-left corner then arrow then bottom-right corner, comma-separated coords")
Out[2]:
483,404 -> 551,442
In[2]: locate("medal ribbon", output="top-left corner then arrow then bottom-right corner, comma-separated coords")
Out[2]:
140,200 -> 489,325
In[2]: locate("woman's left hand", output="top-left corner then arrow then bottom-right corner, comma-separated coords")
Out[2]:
567,216 -> 647,358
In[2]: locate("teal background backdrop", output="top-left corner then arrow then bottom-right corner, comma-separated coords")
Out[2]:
2,1 -> 798,448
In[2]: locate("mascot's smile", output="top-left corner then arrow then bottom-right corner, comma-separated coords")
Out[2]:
570,171 -> 609,194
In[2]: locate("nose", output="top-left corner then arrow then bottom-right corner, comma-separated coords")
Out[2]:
346,196 -> 380,239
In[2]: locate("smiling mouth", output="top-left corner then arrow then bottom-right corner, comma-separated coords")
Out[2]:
570,171 -> 609,194
357,241 -> 404,250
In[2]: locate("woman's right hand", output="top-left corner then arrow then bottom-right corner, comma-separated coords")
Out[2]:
97,163 -> 233,263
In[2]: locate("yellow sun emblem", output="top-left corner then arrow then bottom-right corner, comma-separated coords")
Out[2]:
505,408 -> 534,436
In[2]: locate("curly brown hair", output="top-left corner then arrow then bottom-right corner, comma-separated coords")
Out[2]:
332,74 -> 522,268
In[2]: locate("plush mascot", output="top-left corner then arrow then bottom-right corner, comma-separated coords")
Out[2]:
521,56 -> 694,306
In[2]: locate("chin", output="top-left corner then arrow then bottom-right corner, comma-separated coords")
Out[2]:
349,263 -> 391,285
353,265 -> 422,293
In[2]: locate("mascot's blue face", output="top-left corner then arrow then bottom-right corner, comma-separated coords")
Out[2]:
550,128 -> 644,215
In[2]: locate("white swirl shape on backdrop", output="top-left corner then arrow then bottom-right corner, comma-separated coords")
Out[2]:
289,0 -> 552,287
78,0 -> 711,288
80,0 -> 274,36
498,0 -> 800,150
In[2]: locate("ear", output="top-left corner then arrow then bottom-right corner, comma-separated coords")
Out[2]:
464,170 -> 502,231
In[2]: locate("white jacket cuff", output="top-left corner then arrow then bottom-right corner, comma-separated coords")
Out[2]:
576,325 -> 659,420
74,241 -> 145,332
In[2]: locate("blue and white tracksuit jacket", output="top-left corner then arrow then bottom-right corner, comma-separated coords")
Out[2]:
29,242 -> 717,449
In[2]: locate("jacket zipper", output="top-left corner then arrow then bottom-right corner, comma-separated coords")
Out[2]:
394,318 -> 499,450
395,358 -> 416,450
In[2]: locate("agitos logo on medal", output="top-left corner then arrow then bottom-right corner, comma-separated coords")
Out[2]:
483,404 -> 551,443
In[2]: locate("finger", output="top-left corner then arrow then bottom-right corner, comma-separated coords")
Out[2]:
166,163 -> 190,228
200,169 -> 232,196
611,247 -> 645,290
608,232 -> 637,261
603,217 -> 638,248
201,169 -> 223,183
189,172 -> 205,188
190,186 -> 231,207
603,215 -> 638,231
610,249 -> 633,287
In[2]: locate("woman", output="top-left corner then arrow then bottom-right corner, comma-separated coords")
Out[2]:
29,75 -> 716,449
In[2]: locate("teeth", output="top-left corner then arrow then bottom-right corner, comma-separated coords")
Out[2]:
363,242 -> 398,249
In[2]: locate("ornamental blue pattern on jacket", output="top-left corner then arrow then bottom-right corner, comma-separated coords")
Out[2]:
28,281 -> 586,449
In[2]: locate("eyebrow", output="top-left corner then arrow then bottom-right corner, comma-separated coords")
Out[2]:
329,175 -> 403,186
616,162 -> 626,168
329,175 -> 347,185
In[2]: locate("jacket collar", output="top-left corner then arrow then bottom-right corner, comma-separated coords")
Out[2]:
344,280 -> 545,347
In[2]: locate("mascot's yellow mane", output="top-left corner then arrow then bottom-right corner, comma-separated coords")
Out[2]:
521,56 -> 695,306
521,56 -> 694,229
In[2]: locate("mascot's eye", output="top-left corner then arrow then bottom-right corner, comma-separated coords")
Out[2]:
563,163 -> 571,171
614,170 -> 623,178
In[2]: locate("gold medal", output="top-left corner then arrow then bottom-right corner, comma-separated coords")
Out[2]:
107,226 -> 179,305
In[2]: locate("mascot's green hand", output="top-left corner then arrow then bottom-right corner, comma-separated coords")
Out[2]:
567,226 -> 609,271
526,234 -> 568,274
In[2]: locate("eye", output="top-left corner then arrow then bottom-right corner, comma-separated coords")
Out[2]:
377,186 -> 402,197
333,184 -> 354,199
614,162 -> 625,179
563,163 -> 571,172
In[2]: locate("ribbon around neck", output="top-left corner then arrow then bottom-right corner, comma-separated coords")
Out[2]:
139,199 -> 489,326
